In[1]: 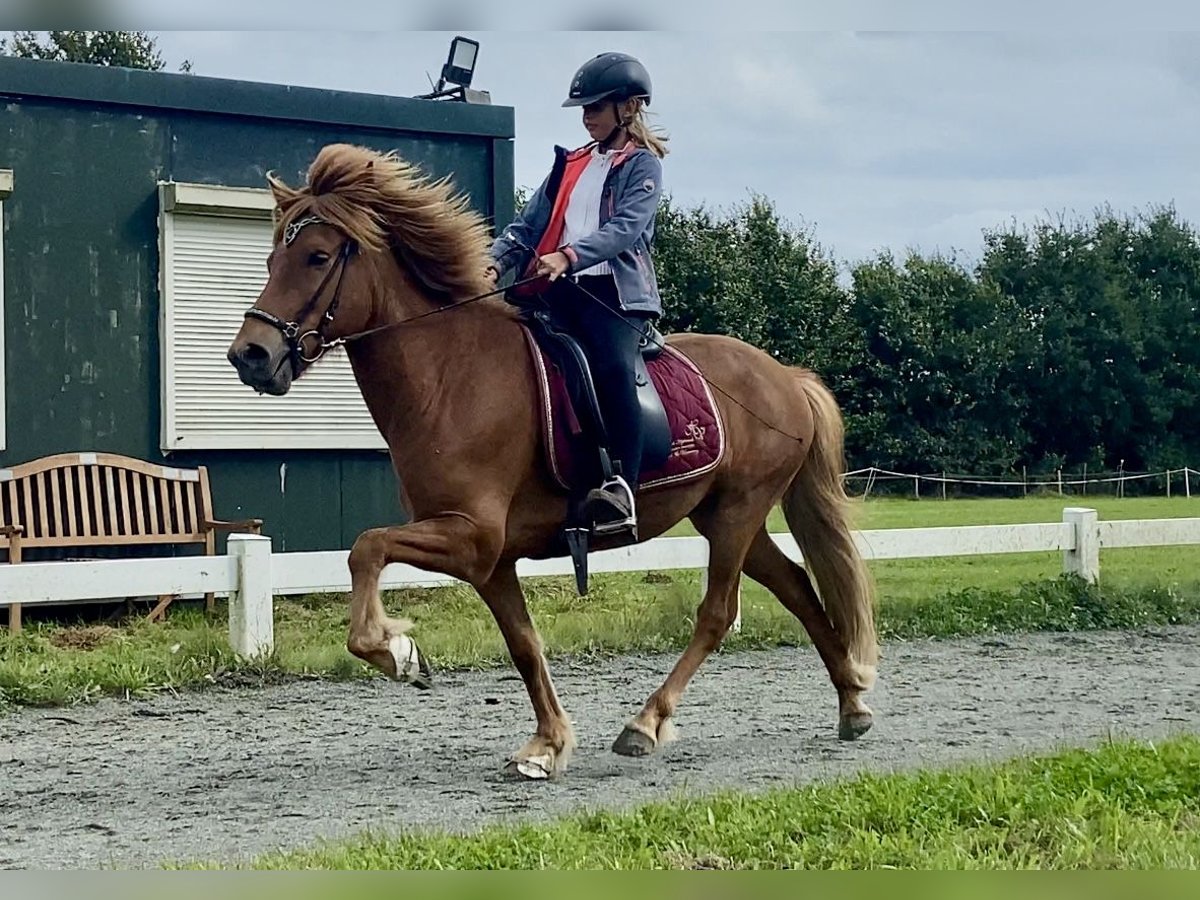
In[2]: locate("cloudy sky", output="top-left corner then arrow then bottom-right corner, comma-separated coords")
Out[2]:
140,28 -> 1200,271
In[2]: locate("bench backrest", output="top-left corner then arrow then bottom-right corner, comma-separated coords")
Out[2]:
0,452 -> 214,549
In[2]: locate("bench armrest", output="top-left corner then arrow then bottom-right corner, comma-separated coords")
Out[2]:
204,518 -> 263,535
1,524 -> 21,561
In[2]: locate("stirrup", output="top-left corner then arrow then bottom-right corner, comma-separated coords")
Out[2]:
585,474 -> 637,538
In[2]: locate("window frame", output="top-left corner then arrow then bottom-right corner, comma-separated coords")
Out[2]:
157,180 -> 387,452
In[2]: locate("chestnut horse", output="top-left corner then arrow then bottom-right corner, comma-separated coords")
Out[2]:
227,143 -> 878,780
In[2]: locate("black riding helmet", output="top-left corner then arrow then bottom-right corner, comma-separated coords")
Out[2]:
562,52 -> 652,108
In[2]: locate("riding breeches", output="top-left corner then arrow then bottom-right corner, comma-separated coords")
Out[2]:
547,274 -> 653,489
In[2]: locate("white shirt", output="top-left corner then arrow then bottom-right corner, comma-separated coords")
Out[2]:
560,145 -> 615,276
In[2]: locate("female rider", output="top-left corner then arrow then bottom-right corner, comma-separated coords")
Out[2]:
486,51 -> 668,537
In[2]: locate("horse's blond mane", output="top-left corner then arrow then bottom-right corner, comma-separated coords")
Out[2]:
267,143 -> 496,305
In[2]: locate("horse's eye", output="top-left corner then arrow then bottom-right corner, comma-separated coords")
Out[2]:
308,251 -> 330,267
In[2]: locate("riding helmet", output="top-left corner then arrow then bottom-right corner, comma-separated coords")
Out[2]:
562,52 -> 652,108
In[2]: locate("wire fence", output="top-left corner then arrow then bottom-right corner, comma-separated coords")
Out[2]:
843,465 -> 1199,500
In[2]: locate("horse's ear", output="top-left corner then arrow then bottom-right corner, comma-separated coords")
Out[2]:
265,170 -> 294,206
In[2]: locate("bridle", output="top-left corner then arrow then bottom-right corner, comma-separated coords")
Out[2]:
242,214 -> 357,367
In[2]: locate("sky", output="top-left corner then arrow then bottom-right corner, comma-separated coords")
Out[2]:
136,27 -> 1200,272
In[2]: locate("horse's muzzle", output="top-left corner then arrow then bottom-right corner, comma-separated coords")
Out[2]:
227,340 -> 294,396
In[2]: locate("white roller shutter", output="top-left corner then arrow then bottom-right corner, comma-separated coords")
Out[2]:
159,191 -> 386,451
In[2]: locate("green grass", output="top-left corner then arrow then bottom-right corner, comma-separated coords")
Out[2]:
668,493 -> 1200,536
4,496 -> 1200,709
175,734 -> 1200,869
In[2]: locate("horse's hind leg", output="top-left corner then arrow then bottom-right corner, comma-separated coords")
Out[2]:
611,507 -> 757,757
477,562 -> 577,779
741,526 -> 873,739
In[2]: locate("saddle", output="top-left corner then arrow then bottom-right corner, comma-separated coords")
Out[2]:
517,303 -> 725,595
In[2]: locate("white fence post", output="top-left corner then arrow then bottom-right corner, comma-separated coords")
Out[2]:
1062,507 -> 1100,583
228,533 -> 274,659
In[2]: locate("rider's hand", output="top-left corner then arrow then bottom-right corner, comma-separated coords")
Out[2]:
484,265 -> 499,285
536,251 -> 571,282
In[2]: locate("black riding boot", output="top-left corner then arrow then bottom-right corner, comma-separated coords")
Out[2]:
550,274 -> 650,536
584,358 -> 644,534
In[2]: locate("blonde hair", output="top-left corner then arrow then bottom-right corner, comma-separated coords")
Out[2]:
623,98 -> 670,158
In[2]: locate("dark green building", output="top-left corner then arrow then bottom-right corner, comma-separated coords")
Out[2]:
0,56 -> 515,551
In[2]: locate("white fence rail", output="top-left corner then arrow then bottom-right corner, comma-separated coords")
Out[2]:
4,508 -> 1200,658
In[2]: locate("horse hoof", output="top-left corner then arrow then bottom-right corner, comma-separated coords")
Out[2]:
503,754 -> 553,781
838,712 -> 873,741
387,633 -> 433,689
611,725 -> 657,757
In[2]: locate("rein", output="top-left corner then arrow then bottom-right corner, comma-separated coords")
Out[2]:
244,224 -> 803,443
322,270 -> 545,356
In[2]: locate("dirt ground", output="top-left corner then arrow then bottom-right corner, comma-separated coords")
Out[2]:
2,625 -> 1198,869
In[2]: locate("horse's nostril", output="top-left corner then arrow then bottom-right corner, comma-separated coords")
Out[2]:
240,342 -> 271,365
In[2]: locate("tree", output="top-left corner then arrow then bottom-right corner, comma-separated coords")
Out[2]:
654,196 -> 761,345
978,206 -> 1198,473
0,31 -> 193,73
505,181 -> 1200,479
654,193 -> 849,359
843,251 -> 1035,474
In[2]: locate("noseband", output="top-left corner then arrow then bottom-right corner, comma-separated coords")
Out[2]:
243,214 -> 356,366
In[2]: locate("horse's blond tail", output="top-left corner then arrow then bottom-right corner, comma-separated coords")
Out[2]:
783,369 -> 878,690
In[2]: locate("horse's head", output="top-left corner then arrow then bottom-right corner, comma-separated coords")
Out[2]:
227,211 -> 365,395
227,143 -> 500,396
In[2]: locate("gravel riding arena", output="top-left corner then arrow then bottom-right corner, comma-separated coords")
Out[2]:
3,624 -> 1198,869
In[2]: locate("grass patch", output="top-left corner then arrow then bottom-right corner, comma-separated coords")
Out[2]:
4,496 -> 1200,710
0,615 -> 280,708
880,576 -> 1200,640
668,494 -> 1200,536
5,569 -> 1198,711
175,734 -> 1200,869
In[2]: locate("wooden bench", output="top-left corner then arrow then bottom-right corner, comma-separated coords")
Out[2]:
1,452 -> 262,632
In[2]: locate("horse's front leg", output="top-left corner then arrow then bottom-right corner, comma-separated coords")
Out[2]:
345,514 -> 500,684
476,563 -> 575,779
